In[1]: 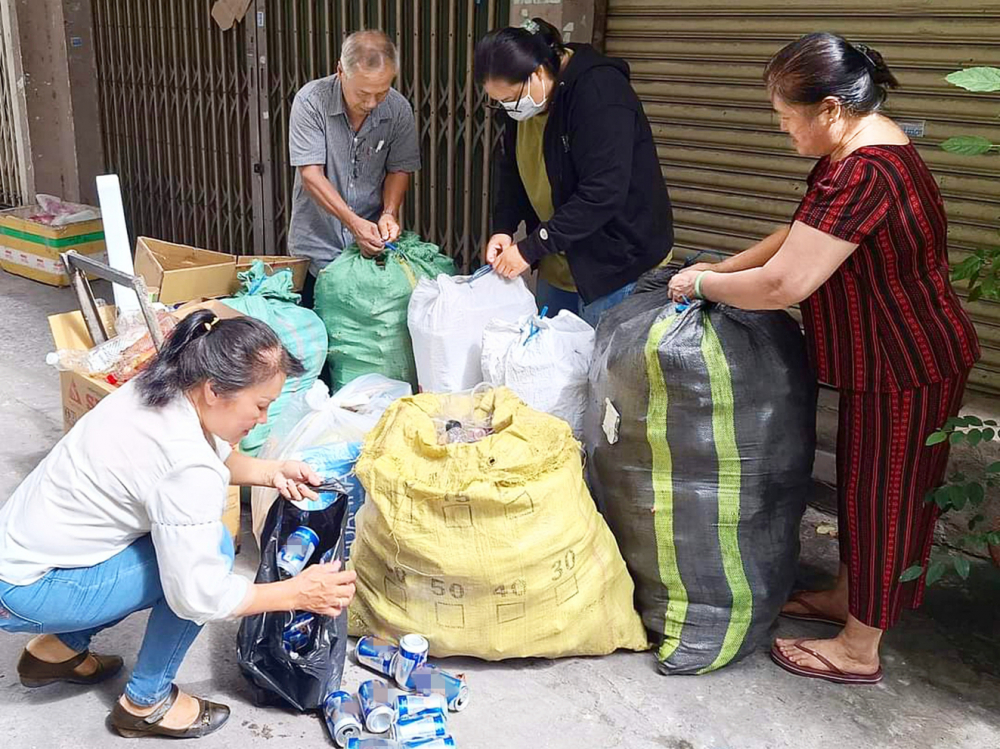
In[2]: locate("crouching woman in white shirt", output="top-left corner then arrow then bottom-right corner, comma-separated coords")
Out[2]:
0,309 -> 356,739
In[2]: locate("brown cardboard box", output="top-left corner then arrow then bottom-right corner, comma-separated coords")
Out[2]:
134,237 -> 237,305
0,205 -> 107,287
47,307 -> 242,544
233,255 -> 309,294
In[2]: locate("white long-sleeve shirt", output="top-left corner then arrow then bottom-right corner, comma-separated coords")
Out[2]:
0,381 -> 250,625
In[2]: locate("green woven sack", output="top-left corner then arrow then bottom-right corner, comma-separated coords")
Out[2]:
221,260 -> 328,455
314,232 -> 455,391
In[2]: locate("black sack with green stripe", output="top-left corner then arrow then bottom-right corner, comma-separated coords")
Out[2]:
585,267 -> 816,675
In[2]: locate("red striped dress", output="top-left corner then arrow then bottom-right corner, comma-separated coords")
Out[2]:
794,143 -> 980,629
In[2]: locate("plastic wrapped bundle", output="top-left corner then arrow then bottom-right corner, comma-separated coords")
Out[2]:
585,267 -> 817,675
408,267 -> 537,393
348,387 -> 649,660
315,232 -> 455,391
221,261 -> 327,455
481,310 -> 594,438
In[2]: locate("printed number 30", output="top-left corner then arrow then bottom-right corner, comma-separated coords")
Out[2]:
551,550 -> 577,580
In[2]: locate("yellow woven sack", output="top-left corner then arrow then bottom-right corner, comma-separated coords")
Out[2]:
348,387 -> 649,659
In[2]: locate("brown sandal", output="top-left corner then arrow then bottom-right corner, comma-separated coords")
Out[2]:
779,591 -> 847,627
17,648 -> 123,688
109,684 -> 230,739
770,639 -> 883,685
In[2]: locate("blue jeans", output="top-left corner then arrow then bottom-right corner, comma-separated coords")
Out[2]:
0,535 -> 202,706
536,278 -> 637,328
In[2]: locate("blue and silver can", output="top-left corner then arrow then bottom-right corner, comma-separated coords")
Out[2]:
276,526 -> 320,577
400,737 -> 456,749
345,739 -> 399,749
323,690 -> 364,747
358,679 -> 396,734
355,636 -> 398,678
390,711 -> 448,743
405,665 -> 470,712
394,693 -> 448,721
282,612 -> 314,653
392,634 -> 429,688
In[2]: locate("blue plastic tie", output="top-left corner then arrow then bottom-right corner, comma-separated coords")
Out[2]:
675,295 -> 692,313
523,306 -> 548,346
469,264 -> 493,283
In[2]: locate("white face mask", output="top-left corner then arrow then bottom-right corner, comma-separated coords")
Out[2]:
501,72 -> 548,121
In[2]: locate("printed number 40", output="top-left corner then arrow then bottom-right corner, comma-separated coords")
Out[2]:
494,580 -> 527,597
552,550 -> 576,580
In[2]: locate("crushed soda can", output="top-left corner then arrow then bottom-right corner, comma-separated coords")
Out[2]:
324,690 -> 364,747
355,635 -> 398,678
392,634 -> 429,688
358,679 -> 396,734
394,693 -> 449,721
405,664 -> 470,712
390,711 -> 448,743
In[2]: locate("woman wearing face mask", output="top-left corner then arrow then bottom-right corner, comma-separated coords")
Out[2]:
668,33 -> 979,684
474,18 -> 674,327
0,310 -> 357,738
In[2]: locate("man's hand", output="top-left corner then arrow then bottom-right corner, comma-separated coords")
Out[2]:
484,233 -> 513,264
351,217 -> 386,258
272,460 -> 322,502
492,243 -> 530,279
378,213 -> 401,244
293,560 -> 357,618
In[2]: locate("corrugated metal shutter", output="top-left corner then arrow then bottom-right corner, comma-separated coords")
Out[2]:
601,1 -> 1000,393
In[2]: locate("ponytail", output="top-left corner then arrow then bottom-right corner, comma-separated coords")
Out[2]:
135,309 -> 305,408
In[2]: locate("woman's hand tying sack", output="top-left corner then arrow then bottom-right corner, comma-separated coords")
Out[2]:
668,269 -> 700,303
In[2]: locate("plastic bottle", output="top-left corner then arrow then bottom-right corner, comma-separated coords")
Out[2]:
45,349 -> 95,374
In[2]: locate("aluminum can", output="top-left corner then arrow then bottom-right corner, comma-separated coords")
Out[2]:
355,635 -> 398,677
392,634 -> 429,688
281,612 -> 314,653
358,679 -> 396,734
394,693 -> 448,721
323,691 -> 364,747
345,739 -> 400,749
405,664 -> 469,712
276,526 -> 320,576
400,737 -> 456,749
390,711 -> 448,743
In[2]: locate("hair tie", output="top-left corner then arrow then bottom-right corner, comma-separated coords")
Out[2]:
854,43 -> 878,71
203,316 -> 220,333
521,18 -> 540,35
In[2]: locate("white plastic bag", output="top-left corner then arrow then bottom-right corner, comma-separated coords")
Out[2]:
481,310 -> 595,438
250,375 -> 411,543
407,267 -> 536,393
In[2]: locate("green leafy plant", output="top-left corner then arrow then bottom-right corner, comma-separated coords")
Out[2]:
900,66 -> 1000,585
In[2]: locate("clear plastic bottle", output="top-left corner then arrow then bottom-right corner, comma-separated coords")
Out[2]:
45,349 -> 94,374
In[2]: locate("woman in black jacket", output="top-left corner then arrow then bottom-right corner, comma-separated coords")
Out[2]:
474,18 -> 674,326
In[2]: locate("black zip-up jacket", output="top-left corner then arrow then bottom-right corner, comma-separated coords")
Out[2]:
492,43 -> 674,304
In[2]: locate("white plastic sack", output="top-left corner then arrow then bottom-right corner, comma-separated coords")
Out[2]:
481,310 -> 595,438
250,374 -> 411,543
407,268 -> 536,393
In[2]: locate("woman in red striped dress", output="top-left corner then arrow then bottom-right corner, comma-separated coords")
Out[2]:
668,33 -> 979,684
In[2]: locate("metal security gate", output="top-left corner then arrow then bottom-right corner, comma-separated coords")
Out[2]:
93,1 -> 255,255
599,0 -> 1000,393
0,0 -> 28,209
93,0 -> 509,271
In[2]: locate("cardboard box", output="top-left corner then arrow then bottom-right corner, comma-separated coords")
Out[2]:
48,306 -> 242,544
233,255 -> 309,294
0,205 -> 107,287
134,237 -> 236,305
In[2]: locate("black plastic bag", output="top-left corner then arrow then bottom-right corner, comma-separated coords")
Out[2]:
237,491 -> 349,710
585,267 -> 817,675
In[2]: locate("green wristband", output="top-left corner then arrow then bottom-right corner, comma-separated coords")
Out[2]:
694,270 -> 709,300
